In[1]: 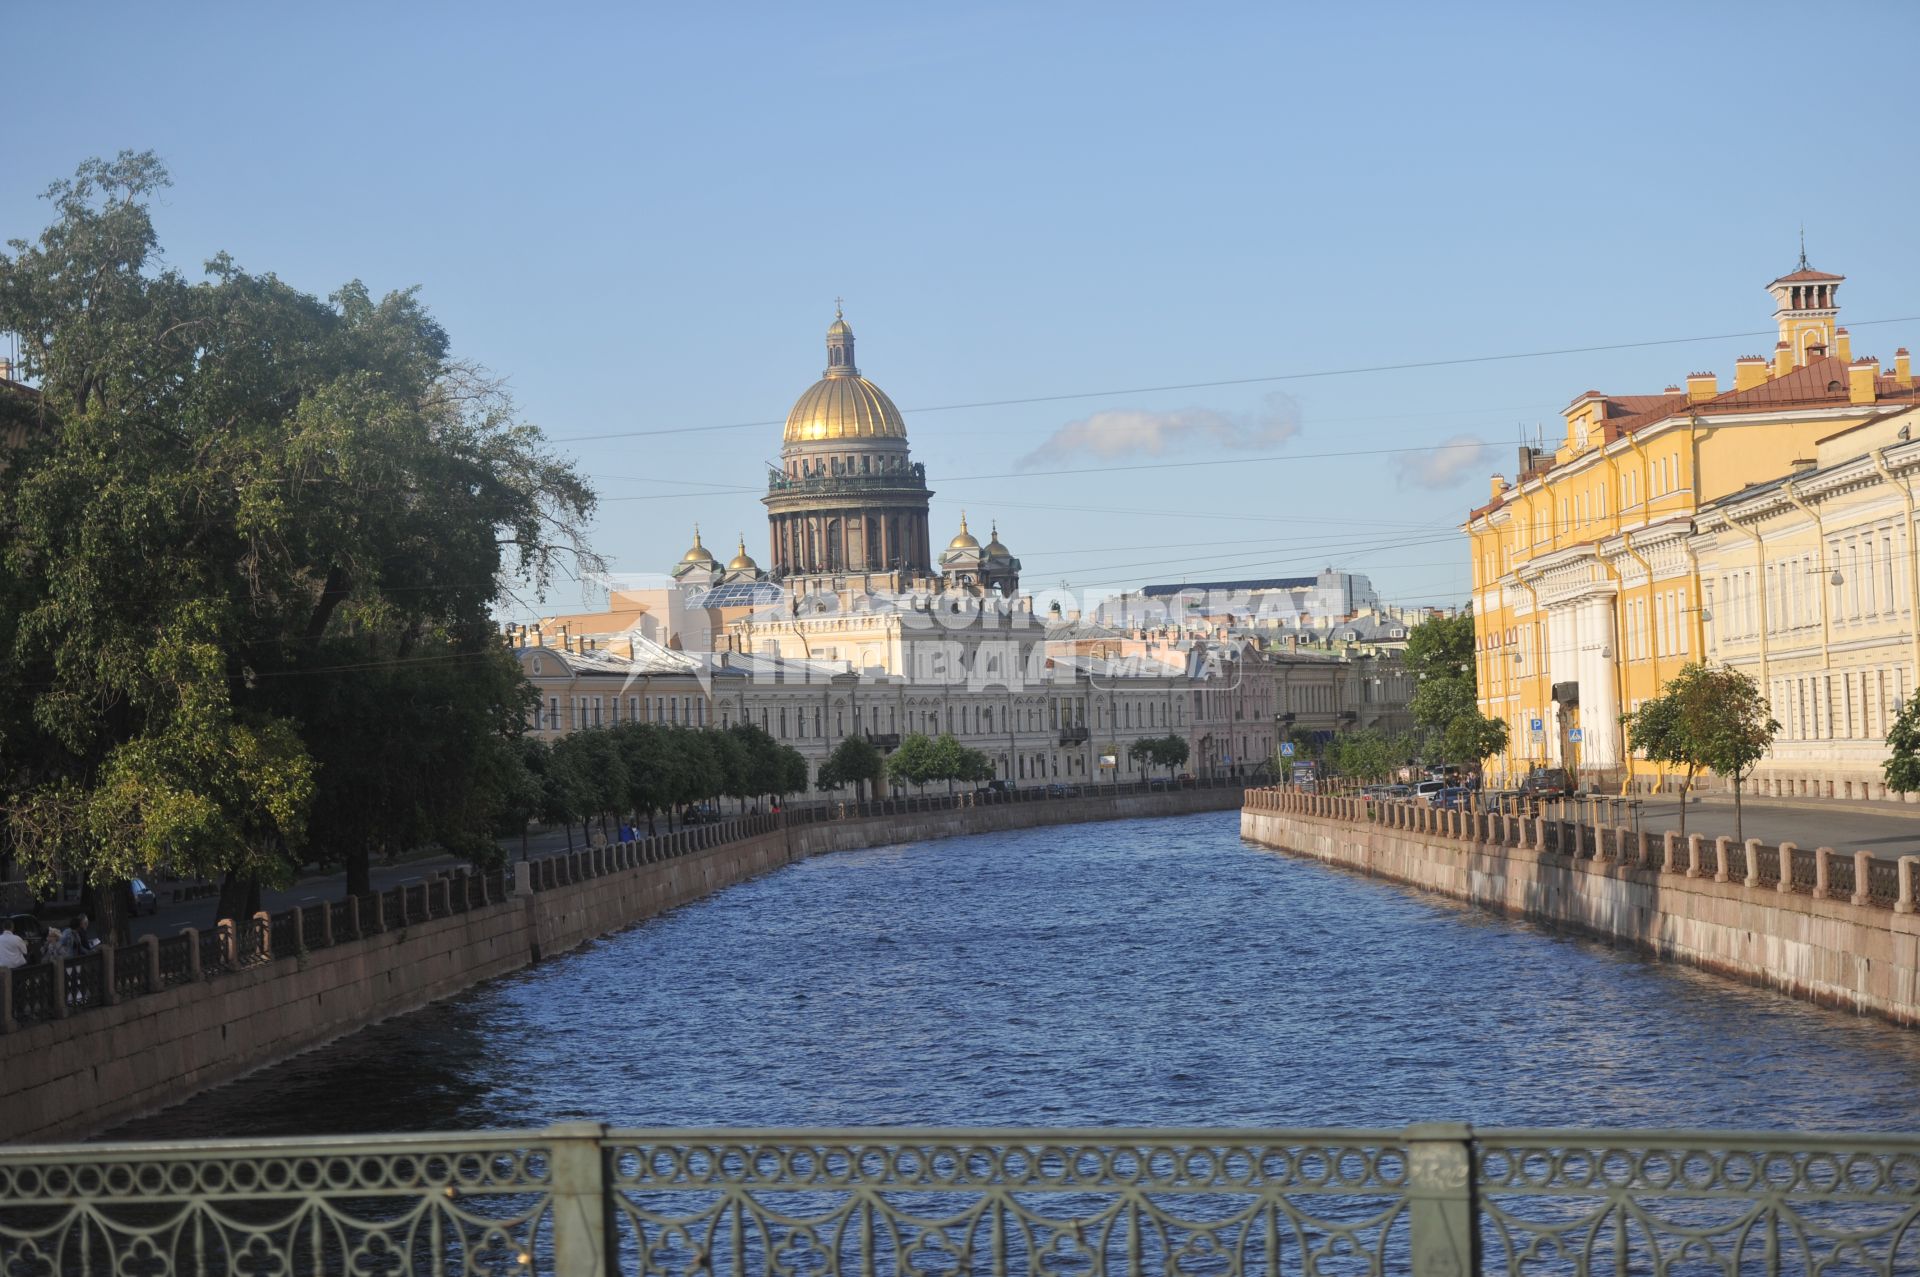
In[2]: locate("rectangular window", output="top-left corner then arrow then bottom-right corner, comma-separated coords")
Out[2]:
592,696 -> 602,728
547,697 -> 559,731
1885,532 -> 1899,615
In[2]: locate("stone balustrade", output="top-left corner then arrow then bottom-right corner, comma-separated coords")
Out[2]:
0,818 -> 779,1034
1243,786 -> 1920,1026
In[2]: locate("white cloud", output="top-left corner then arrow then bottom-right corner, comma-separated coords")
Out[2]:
1393,434 -> 1492,490
1016,392 -> 1301,468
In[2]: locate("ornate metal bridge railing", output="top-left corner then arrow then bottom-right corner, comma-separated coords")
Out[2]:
4,1124 -> 1918,1275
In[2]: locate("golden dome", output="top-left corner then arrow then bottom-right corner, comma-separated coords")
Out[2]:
726,535 -> 759,573
679,525 -> 718,564
946,512 -> 980,552
782,310 -> 908,444
984,520 -> 1010,557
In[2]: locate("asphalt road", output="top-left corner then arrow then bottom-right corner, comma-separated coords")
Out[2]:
1522,792 -> 1920,857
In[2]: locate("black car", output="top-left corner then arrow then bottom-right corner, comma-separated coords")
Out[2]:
1520,767 -> 1572,800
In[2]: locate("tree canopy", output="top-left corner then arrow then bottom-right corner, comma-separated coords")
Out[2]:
1625,662 -> 1778,839
0,153 -> 596,924
1404,611 -> 1507,773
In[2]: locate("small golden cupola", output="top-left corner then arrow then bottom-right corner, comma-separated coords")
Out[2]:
984,521 -> 1010,558
679,525 -> 718,565
726,535 -> 759,575
947,512 -> 981,551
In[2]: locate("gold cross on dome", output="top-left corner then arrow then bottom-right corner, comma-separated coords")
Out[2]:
834,296 -> 844,318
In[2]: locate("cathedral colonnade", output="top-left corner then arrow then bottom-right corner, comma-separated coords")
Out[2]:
769,509 -> 931,576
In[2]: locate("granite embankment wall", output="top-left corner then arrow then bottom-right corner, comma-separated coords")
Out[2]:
1242,788 -> 1920,1027
1,785 -> 1241,1143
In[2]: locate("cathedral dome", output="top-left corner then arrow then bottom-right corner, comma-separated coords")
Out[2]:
946,513 -> 981,552
679,526 -> 718,565
782,308 -> 908,444
727,536 -> 759,573
984,521 -> 1010,558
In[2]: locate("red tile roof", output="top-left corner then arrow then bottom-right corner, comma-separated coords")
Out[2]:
1770,268 -> 1845,284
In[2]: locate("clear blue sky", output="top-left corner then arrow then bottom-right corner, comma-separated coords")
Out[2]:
8,3 -> 1918,618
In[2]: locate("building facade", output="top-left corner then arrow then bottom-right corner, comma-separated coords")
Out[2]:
513,310 -> 1281,792
1690,407 -> 1920,800
1465,258 -> 1919,789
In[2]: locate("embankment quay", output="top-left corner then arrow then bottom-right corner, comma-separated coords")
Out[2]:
27,807 -> 1920,1276
1243,787 -> 1920,1026
0,783 -> 1240,1143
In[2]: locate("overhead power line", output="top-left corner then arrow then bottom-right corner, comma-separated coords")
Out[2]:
550,314 -> 1920,444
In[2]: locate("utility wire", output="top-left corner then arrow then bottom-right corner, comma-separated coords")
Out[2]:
550,314 -> 1920,444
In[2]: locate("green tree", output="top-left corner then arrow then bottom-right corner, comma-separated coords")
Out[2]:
727,722 -> 787,804
775,745 -> 810,800
929,733 -> 970,794
1405,613 -> 1477,733
1441,712 -> 1510,776
1624,691 -> 1696,837
1885,693 -> 1920,797
1688,665 -> 1778,842
821,735 -> 886,802
0,153 -> 594,935
887,733 -> 938,793
1628,662 -> 1778,841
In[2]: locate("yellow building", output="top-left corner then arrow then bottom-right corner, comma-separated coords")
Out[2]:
1690,406 -> 1920,801
1465,258 -> 1919,789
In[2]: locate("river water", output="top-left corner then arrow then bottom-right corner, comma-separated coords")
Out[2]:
123,812 -> 1920,1137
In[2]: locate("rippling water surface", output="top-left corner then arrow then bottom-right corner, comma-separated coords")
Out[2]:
125,813 -> 1920,1137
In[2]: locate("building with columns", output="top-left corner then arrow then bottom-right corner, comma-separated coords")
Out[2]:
1465,256 -> 1919,790
1690,406 -> 1920,801
764,306 -> 934,588
512,310 -> 1282,792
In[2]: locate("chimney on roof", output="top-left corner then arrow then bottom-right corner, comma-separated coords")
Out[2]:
1896,348 -> 1912,388
1686,371 -> 1718,404
1835,328 -> 1853,362
1774,342 -> 1794,379
1734,355 -> 1767,392
530,624 -> 543,647
1850,357 -> 1880,406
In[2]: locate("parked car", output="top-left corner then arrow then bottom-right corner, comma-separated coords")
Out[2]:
1430,787 -> 1471,810
1044,783 -> 1081,798
974,779 -> 1011,798
1412,779 -> 1447,802
1520,767 -> 1572,800
129,877 -> 158,916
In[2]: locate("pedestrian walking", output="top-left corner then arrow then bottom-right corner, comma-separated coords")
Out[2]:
0,921 -> 27,969
43,923 -> 71,962
70,913 -> 95,952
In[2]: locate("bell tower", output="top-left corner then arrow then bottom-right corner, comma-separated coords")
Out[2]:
1766,241 -> 1843,370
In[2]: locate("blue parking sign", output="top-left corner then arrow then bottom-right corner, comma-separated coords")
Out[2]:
1529,718 -> 1543,733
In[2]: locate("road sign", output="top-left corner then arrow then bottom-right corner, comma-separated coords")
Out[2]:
1280,742 -> 1295,757
1568,728 -> 1584,743
1529,718 -> 1544,733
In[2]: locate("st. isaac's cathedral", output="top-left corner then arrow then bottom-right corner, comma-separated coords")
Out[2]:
669,306 -> 1022,606
508,312 -> 1278,789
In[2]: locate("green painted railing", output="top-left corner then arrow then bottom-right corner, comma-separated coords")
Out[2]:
3,1124 -> 1917,1274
